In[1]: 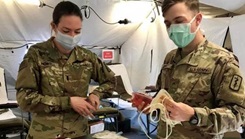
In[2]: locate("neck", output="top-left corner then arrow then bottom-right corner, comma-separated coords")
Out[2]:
182,31 -> 205,54
53,39 -> 72,55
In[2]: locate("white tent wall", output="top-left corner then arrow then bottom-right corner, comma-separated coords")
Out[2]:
0,0 -> 245,95
0,46 -> 27,80
201,17 -> 231,46
0,0 -> 156,94
230,14 -> 245,76
0,0 -> 53,42
149,17 -> 176,86
0,0 -> 154,47
120,19 -> 152,91
80,1 -> 155,46
120,15 -> 176,91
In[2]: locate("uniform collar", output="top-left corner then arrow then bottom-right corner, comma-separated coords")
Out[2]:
174,39 -> 208,67
46,37 -> 83,64
67,47 -> 84,64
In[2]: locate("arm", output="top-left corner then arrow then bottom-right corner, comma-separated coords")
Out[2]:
15,47 -> 71,113
195,57 -> 245,134
90,56 -> 116,99
156,51 -> 175,92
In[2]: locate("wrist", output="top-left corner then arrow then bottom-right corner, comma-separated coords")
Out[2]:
89,91 -> 100,99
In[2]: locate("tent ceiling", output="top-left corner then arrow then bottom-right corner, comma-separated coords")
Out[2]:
199,0 -> 245,15
0,0 -> 156,47
0,0 -> 245,47
156,0 -> 245,16
200,3 -> 228,17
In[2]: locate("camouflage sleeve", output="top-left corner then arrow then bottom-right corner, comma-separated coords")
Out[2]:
194,57 -> 245,134
155,70 -> 163,91
15,47 -> 71,113
90,55 -> 116,99
156,51 -> 175,91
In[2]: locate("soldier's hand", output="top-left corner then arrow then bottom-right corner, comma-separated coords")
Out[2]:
70,97 -> 96,118
88,93 -> 100,110
163,98 -> 194,122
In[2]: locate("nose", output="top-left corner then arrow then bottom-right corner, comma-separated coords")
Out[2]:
69,31 -> 76,37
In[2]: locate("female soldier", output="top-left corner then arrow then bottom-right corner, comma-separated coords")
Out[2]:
15,1 -> 115,139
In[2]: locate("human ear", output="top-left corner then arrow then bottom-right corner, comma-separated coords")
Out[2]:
195,13 -> 202,26
50,22 -> 56,31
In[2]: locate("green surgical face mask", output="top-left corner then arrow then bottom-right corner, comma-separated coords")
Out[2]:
167,15 -> 200,48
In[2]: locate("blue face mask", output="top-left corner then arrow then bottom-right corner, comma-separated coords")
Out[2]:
55,30 -> 82,50
167,15 -> 200,48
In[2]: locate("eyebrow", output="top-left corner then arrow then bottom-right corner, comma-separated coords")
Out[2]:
164,16 -> 184,24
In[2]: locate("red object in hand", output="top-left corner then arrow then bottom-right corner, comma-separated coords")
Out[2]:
132,92 -> 152,108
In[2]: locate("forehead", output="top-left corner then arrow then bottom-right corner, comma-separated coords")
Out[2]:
57,15 -> 82,29
163,2 -> 194,22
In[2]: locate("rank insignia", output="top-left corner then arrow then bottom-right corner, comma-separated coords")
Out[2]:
229,74 -> 242,91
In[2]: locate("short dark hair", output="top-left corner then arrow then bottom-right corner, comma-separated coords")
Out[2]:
162,0 -> 199,16
52,1 -> 83,25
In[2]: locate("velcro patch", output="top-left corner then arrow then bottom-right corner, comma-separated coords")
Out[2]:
229,74 -> 242,91
187,67 -> 211,74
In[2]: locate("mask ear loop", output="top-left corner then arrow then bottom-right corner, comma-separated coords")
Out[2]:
189,15 -> 197,24
189,14 -> 201,34
138,96 -> 179,139
161,97 -> 173,139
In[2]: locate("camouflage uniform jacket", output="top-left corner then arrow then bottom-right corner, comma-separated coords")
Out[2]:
156,39 -> 245,139
15,38 -> 115,139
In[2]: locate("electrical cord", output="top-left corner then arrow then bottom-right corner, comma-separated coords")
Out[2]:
153,0 -> 163,4
81,5 -> 119,25
0,43 -> 33,49
80,4 -> 156,25
39,0 -> 54,9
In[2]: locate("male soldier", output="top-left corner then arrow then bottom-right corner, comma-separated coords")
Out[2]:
134,0 -> 245,138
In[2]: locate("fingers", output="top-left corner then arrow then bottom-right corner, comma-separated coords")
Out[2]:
163,98 -> 176,109
135,102 -> 150,114
137,101 -> 146,111
86,102 -> 96,112
78,102 -> 96,117
127,98 -> 132,102
83,104 -> 96,118
142,105 -> 150,114
85,108 -> 95,118
88,94 -> 100,110
90,99 -> 100,110
163,98 -> 178,119
89,99 -> 96,108
165,104 -> 175,113
93,100 -> 100,110
70,97 -> 98,117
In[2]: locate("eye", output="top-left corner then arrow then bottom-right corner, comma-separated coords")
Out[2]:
75,31 -> 81,34
62,30 -> 70,34
175,20 -> 184,24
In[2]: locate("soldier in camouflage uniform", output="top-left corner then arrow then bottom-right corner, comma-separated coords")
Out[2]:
133,0 -> 245,139
15,1 -> 115,139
